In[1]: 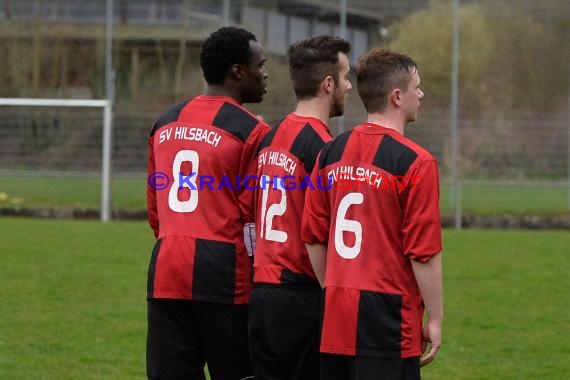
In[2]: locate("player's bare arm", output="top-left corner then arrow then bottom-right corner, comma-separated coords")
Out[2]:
411,252 -> 443,366
306,243 -> 327,287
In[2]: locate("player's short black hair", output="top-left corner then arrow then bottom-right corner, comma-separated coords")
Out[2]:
287,35 -> 351,100
356,49 -> 417,113
200,27 -> 258,85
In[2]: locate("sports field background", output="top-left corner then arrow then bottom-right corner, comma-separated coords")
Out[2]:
1,175 -> 569,216
1,0 -> 569,224
1,218 -> 568,379
1,0 -> 569,378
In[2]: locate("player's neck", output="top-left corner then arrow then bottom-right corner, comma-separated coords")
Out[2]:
366,112 -> 405,135
205,85 -> 242,104
294,98 -> 331,126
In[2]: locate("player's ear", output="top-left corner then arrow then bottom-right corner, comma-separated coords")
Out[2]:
322,75 -> 334,95
230,64 -> 247,80
390,88 -> 402,107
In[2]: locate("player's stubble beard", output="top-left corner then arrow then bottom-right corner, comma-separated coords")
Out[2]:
330,84 -> 346,118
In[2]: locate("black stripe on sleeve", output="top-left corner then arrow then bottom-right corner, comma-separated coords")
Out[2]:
149,100 -> 189,137
212,102 -> 259,143
256,121 -> 281,155
372,135 -> 418,177
290,123 -> 328,175
318,130 -> 352,169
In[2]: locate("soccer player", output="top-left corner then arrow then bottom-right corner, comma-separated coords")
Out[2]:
248,35 -> 352,380
302,49 -> 443,380
146,27 -> 270,380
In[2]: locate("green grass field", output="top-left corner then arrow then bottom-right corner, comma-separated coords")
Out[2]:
0,176 -> 145,210
0,218 -> 568,379
1,175 -> 570,215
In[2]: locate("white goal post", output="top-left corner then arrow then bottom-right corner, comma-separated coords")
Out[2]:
0,97 -> 114,222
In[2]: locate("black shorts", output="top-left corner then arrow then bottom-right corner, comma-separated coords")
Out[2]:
320,354 -> 420,380
147,299 -> 253,380
248,285 -> 322,380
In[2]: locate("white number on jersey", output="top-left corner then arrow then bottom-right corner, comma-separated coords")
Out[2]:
168,150 -> 199,213
334,192 -> 363,259
260,175 -> 288,243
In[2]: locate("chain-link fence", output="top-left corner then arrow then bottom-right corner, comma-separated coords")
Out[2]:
1,0 -> 569,222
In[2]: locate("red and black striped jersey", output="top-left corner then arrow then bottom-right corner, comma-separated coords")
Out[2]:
253,113 -> 332,287
147,95 -> 270,304
301,122 -> 442,358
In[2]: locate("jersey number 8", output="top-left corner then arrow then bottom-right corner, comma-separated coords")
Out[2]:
168,150 -> 199,213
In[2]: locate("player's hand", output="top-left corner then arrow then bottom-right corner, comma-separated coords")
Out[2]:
420,319 -> 442,367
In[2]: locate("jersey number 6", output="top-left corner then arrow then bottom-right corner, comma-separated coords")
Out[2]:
334,192 -> 363,259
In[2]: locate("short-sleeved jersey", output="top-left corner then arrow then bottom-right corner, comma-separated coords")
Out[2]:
253,113 -> 332,287
301,122 -> 442,358
147,95 -> 270,304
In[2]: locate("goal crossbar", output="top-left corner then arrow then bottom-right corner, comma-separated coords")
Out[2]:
0,97 -> 114,222
0,98 -> 109,108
